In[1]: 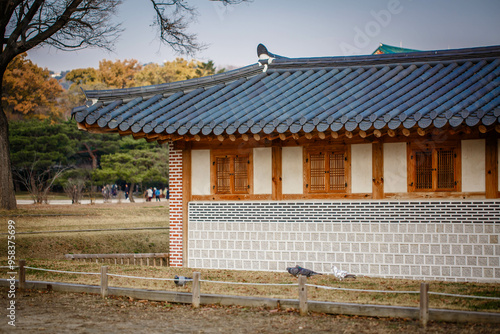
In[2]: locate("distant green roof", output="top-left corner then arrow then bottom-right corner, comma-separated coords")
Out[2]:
372,43 -> 420,55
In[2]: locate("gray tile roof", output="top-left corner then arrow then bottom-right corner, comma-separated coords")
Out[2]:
72,44 -> 500,139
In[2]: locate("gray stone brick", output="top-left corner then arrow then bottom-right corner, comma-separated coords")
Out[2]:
448,234 -> 458,243
472,267 -> 483,278
431,266 -> 441,276
478,257 -> 488,266
463,245 -> 473,255
451,266 -> 461,277
456,256 -> 466,265
467,256 -> 477,266
370,264 -> 380,274
484,268 -> 494,278
478,235 -> 489,244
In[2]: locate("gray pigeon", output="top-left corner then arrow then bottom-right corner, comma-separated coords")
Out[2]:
287,265 -> 322,278
174,275 -> 191,287
286,266 -> 301,277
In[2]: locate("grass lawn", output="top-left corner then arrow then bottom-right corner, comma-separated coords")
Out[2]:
1,201 -> 499,313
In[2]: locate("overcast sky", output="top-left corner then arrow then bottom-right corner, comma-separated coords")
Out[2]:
27,0 -> 500,73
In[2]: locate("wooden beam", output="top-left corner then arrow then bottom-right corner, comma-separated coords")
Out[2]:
496,124 -> 500,133
402,128 -> 411,137
217,135 -> 224,142
485,135 -> 498,199
331,131 -> 339,139
253,133 -> 261,141
194,134 -> 201,142
292,133 -> 300,140
372,142 -> 384,199
345,131 -> 353,139
417,128 -> 426,136
242,134 -> 249,141
359,130 -> 367,138
479,125 -> 487,134
305,133 -> 313,140
318,132 -> 326,140
279,133 -> 287,141
373,130 -> 382,138
387,129 -> 396,137
229,134 -> 236,142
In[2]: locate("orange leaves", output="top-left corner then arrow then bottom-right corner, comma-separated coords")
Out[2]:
3,53 -> 64,121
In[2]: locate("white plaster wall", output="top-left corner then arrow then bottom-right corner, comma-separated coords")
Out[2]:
383,142 -> 407,193
462,139 -> 485,192
351,144 -> 372,193
191,149 -> 211,195
282,146 -> 303,194
253,147 -> 272,194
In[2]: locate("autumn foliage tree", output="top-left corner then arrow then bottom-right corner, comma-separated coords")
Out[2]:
2,53 -> 64,121
0,0 -> 247,210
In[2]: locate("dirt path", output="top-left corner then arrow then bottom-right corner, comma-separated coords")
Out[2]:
1,288 -> 499,334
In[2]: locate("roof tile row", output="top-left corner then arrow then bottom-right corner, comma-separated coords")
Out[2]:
73,45 -> 500,137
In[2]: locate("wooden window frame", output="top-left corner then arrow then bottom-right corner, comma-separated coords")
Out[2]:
211,149 -> 253,195
304,145 -> 351,194
407,141 -> 461,192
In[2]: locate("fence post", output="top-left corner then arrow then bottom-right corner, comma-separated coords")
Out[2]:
298,275 -> 308,316
101,266 -> 108,299
420,282 -> 429,328
192,272 -> 201,308
19,259 -> 26,291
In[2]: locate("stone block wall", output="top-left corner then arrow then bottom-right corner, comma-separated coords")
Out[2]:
187,200 -> 500,282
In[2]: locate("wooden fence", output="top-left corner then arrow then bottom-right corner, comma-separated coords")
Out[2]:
65,253 -> 169,267
4,261 -> 500,326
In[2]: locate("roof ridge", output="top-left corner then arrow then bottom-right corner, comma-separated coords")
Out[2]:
262,45 -> 500,69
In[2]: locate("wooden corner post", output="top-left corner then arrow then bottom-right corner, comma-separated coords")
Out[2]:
192,272 -> 201,308
420,282 -> 429,328
101,266 -> 108,299
485,136 -> 498,198
19,259 -> 26,291
372,142 -> 384,199
298,275 -> 308,316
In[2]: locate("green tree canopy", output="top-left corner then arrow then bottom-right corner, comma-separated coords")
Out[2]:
94,148 -> 169,202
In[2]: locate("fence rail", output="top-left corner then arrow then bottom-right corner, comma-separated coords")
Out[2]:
65,253 -> 169,267
3,260 -> 500,326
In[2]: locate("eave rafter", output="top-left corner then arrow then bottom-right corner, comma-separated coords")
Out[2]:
75,123 -> 498,146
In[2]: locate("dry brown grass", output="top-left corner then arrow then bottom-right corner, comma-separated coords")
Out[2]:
1,202 -> 499,313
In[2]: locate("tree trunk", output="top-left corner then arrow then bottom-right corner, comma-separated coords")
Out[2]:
0,81 -> 17,209
129,182 -> 135,203
83,143 -> 98,169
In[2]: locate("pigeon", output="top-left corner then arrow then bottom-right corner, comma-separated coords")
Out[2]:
286,266 -> 301,277
287,265 -> 322,278
174,275 -> 191,287
332,265 -> 356,280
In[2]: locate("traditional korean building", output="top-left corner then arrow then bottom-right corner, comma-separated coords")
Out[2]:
73,44 -> 500,282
